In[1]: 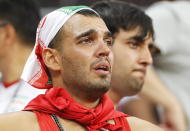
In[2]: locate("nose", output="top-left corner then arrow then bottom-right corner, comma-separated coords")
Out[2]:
94,40 -> 112,58
139,47 -> 153,67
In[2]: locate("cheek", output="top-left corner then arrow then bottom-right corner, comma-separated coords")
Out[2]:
113,48 -> 139,69
75,49 -> 92,63
0,42 -> 6,55
126,51 -> 138,62
113,47 -> 133,63
109,52 -> 114,67
66,52 -> 91,71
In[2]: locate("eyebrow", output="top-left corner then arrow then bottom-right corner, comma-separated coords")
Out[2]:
127,35 -> 154,46
76,29 -> 97,40
76,29 -> 112,40
127,35 -> 144,43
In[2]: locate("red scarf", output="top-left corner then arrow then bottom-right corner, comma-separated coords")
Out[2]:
24,87 -> 131,131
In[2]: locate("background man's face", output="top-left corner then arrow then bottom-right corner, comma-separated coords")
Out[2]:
111,27 -> 153,96
0,22 -> 6,58
58,14 -> 113,94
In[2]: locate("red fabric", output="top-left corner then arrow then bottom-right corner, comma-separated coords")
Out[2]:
24,87 -> 131,131
2,79 -> 20,88
29,43 -> 52,89
25,16 -> 52,90
34,111 -> 60,131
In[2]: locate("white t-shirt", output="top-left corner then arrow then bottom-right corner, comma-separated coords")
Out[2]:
146,1 -> 190,129
0,80 -> 45,113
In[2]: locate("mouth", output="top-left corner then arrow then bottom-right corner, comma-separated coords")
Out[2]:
133,68 -> 146,76
93,61 -> 111,76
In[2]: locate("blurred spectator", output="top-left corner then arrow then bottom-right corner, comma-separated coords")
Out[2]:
0,0 -> 45,113
119,1 -> 190,131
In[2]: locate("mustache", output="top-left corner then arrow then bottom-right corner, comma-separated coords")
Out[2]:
90,57 -> 111,69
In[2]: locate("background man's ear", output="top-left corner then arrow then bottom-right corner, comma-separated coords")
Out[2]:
42,48 -> 61,71
0,24 -> 16,46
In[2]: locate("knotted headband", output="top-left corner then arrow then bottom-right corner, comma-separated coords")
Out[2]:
21,6 -> 98,89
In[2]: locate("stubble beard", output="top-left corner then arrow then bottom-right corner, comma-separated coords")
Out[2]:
63,68 -> 111,100
124,76 -> 144,96
112,74 -> 144,97
75,74 -> 111,98
61,55 -> 112,100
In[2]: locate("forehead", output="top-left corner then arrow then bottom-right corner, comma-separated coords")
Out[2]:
63,14 -> 109,36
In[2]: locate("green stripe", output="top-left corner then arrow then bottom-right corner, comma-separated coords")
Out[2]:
57,6 -> 90,15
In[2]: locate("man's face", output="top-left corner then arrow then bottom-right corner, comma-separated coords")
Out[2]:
58,14 -> 113,95
0,22 -> 9,60
111,28 -> 153,96
0,23 -> 5,58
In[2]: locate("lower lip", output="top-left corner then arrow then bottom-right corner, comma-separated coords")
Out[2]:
93,69 -> 110,76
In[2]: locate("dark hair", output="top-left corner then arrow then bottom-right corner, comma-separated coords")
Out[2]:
49,9 -> 99,49
77,9 -> 99,17
92,0 -> 154,39
0,0 -> 40,45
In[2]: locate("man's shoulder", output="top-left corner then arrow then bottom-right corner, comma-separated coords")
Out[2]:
0,111 -> 39,131
126,116 -> 164,131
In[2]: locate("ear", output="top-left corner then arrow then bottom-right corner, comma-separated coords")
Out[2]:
0,24 -> 17,45
42,48 -> 62,71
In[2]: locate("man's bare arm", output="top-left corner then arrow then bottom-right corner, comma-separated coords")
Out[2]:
0,111 -> 39,131
127,116 -> 164,131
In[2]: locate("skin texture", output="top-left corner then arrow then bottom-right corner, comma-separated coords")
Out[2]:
59,14 -> 113,101
43,14 -> 113,108
109,28 -> 153,104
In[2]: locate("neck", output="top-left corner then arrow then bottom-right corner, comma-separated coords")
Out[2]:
0,43 -> 32,83
108,88 -> 122,106
66,85 -> 103,108
72,94 -> 101,108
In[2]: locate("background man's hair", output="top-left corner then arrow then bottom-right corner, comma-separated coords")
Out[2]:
92,0 -> 154,39
0,0 -> 40,45
48,9 -> 99,49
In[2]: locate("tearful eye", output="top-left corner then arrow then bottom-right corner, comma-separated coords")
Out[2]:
105,40 -> 113,46
104,38 -> 113,46
78,38 -> 93,44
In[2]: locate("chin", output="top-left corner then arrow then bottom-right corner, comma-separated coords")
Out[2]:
129,89 -> 142,96
85,79 -> 110,94
95,82 -> 110,93
123,81 -> 143,96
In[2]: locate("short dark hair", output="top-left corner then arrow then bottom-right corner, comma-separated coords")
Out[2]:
49,9 -> 99,49
0,0 -> 40,45
77,9 -> 99,17
92,0 -> 154,39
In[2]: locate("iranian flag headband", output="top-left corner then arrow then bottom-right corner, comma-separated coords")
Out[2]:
21,6 -> 98,89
